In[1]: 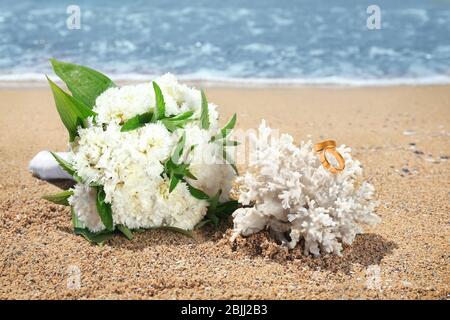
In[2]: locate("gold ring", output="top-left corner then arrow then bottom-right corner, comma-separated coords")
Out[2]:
314,140 -> 345,174
314,140 -> 337,153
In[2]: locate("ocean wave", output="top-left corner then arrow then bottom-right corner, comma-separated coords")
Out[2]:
0,0 -> 449,87
1,73 -> 450,87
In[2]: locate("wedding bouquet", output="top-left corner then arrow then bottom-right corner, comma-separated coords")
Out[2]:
231,121 -> 380,256
43,59 -> 238,243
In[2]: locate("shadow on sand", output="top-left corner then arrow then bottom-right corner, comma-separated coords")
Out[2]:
58,222 -> 226,250
229,231 -> 397,274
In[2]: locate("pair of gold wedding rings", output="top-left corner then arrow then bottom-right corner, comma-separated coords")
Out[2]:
314,140 -> 345,174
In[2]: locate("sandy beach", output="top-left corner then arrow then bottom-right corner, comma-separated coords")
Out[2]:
0,85 -> 449,299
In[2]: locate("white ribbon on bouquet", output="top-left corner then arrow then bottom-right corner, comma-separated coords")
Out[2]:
29,151 -> 74,187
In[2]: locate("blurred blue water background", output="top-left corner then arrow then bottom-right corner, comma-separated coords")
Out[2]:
1,0 -> 450,85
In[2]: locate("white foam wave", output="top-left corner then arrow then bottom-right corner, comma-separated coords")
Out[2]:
1,73 -> 450,87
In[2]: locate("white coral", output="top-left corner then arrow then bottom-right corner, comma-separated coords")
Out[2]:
231,120 -> 380,256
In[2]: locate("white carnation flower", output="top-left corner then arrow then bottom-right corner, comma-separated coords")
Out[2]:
181,124 -> 235,201
93,73 -> 218,129
137,122 -> 175,161
94,83 -> 153,124
109,175 -> 207,230
69,184 -> 105,232
152,179 -> 208,230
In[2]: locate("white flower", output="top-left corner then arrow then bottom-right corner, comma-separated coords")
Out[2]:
108,175 -> 208,231
138,122 -> 175,161
232,120 -> 380,256
152,179 -> 208,230
69,184 -> 105,232
181,124 -> 235,201
94,83 -> 154,124
93,73 -> 219,128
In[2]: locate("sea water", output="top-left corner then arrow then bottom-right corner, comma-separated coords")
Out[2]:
0,0 -> 449,85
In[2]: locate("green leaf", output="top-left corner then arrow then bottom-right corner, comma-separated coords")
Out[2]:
151,81 -> 165,121
220,113 -> 237,138
50,152 -> 76,177
230,163 -> 239,175
160,119 -> 178,132
76,116 -> 85,130
169,110 -> 194,121
116,224 -> 133,240
207,213 -> 220,227
132,228 -> 147,233
195,194 -> 240,229
185,182 -> 210,200
215,200 -> 240,218
73,227 -> 115,245
47,76 -> 96,141
222,148 -> 239,175
225,140 -> 240,146
208,190 -> 221,211
42,190 -> 73,206
50,58 -> 116,108
95,186 -> 114,231
172,132 -> 186,164
164,133 -> 199,194
149,226 -> 193,238
200,90 -> 210,130
120,112 -> 152,132
184,169 -> 197,180
211,114 -> 238,143
170,163 -> 187,176
47,78 -> 96,119
169,175 -> 180,193
71,207 -> 119,245
165,142 -> 196,194
71,207 -> 84,228
194,219 -> 211,229
121,115 -> 142,132
161,111 -> 194,132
